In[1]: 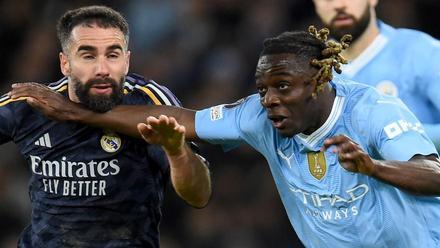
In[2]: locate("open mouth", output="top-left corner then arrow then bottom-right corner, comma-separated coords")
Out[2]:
268,115 -> 287,129
90,83 -> 113,95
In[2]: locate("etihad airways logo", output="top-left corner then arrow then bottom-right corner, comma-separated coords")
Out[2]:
290,184 -> 369,222
290,184 -> 369,207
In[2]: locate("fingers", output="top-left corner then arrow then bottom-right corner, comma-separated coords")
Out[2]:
337,150 -> 360,162
137,123 -> 153,141
146,115 -> 182,131
10,82 -> 49,100
139,115 -> 185,139
26,97 -> 46,110
322,135 -> 346,149
322,135 -> 356,151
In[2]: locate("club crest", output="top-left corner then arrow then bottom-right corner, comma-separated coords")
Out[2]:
376,80 -> 398,97
307,151 -> 327,180
100,131 -> 122,153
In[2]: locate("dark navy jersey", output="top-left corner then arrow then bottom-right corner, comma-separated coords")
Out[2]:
0,74 -> 184,247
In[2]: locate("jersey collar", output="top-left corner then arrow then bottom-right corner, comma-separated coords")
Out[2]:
295,95 -> 345,151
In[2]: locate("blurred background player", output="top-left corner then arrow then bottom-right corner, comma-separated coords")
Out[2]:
0,5 -> 211,247
313,0 -> 440,150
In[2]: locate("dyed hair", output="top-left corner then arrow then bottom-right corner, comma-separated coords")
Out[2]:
57,5 -> 129,52
260,26 -> 352,95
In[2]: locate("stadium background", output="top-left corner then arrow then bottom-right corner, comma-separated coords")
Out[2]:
0,0 -> 438,247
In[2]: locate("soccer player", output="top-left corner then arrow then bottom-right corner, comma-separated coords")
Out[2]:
11,27 -> 440,247
312,0 -> 440,149
2,5 -> 211,248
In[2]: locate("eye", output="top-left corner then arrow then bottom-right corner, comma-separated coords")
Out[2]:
82,54 -> 95,60
108,53 -> 120,59
278,82 -> 290,90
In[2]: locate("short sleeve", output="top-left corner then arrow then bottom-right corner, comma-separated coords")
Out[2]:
195,95 -> 265,151
370,96 -> 437,161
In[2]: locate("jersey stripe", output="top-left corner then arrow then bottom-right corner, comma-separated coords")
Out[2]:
0,80 -> 68,107
49,79 -> 68,91
135,85 -> 162,105
145,84 -> 171,105
0,96 -> 28,107
123,78 -> 179,106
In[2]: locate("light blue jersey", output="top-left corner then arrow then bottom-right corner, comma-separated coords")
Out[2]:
340,21 -> 440,146
195,77 -> 440,247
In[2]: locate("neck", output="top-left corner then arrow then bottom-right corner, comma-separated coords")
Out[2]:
67,79 -> 80,103
341,18 -> 380,60
304,84 -> 336,135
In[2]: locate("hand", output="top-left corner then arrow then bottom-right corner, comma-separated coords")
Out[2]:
9,82 -> 86,122
322,134 -> 376,176
137,115 -> 186,156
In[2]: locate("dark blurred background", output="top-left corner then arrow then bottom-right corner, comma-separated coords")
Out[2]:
0,0 -> 439,247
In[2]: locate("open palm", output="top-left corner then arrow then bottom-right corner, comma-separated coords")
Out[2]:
137,115 -> 185,156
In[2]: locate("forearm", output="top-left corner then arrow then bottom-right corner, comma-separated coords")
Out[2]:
371,157 -> 440,195
75,105 -> 198,139
167,144 -> 211,208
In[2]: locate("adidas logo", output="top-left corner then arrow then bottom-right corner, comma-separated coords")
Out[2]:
35,133 -> 52,148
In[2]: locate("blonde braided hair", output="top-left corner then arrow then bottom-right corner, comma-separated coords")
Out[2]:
308,25 -> 352,96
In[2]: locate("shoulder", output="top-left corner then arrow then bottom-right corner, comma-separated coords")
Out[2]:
223,94 -> 264,117
337,77 -> 401,116
47,77 -> 69,93
332,77 -> 387,126
123,73 -> 181,106
383,22 -> 439,49
331,76 -> 376,102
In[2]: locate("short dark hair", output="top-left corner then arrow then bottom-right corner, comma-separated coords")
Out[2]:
57,5 -> 129,52
260,30 -> 326,62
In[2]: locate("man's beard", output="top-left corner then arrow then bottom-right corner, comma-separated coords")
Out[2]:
328,5 -> 371,42
73,76 -> 124,113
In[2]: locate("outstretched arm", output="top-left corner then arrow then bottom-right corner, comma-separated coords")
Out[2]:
322,135 -> 440,195
10,83 -> 198,140
139,115 -> 211,208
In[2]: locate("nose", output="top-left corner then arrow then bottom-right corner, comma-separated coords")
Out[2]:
332,0 -> 347,10
95,57 -> 110,78
261,89 -> 280,108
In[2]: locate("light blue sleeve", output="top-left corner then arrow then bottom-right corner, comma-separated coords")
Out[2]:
195,95 -> 265,151
415,35 -> 440,147
370,96 -> 438,161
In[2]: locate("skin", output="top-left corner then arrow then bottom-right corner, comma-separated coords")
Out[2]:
255,53 -> 335,136
312,0 -> 379,60
9,52 -> 440,195
61,24 -> 130,102
139,115 -> 211,207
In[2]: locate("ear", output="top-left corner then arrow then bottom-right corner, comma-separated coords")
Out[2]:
59,52 -> 70,76
124,50 -> 131,75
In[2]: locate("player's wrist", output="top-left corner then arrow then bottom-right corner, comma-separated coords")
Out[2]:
165,142 -> 189,160
366,159 -> 380,177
